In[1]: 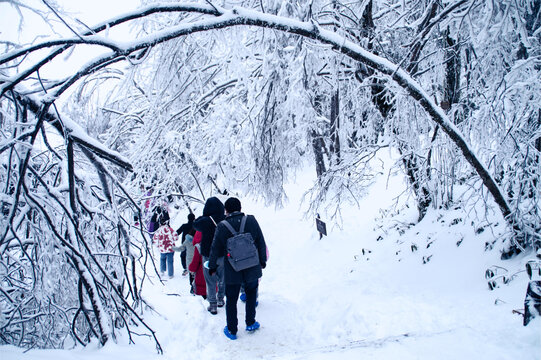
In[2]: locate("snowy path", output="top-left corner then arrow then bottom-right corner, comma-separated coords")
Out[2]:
2,167 -> 540,359
136,170 -> 539,360
139,194 -> 537,360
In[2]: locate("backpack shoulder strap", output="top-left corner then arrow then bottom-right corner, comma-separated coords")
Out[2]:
239,216 -> 248,233
221,220 -> 238,236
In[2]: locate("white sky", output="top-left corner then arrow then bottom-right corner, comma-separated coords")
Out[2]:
56,0 -> 141,24
1,0 -> 139,41
0,0 -> 142,84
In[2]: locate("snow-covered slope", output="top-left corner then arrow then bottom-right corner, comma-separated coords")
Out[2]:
2,153 -> 540,360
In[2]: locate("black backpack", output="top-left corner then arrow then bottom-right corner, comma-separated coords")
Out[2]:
221,216 -> 260,272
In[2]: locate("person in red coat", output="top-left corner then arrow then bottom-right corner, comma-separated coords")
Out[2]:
188,231 -> 207,299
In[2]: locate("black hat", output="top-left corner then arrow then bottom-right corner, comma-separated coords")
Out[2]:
224,197 -> 241,213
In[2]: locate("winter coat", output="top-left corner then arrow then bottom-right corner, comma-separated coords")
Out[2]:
193,197 -> 225,257
188,231 -> 207,296
209,211 -> 267,285
148,206 -> 161,233
153,225 -> 178,253
179,234 -> 196,266
176,219 -> 194,242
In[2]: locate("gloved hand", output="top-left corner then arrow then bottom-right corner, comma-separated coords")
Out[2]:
261,262 -> 266,269
209,268 -> 217,276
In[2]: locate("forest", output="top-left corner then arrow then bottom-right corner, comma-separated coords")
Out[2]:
0,0 -> 540,351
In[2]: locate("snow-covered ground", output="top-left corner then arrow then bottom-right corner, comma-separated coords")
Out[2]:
2,153 -> 540,359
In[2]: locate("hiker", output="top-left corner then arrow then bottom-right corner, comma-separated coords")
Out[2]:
194,197 -> 226,315
208,197 -> 267,340
149,196 -> 172,234
176,228 -> 197,293
177,213 -> 196,276
148,205 -> 162,236
153,211 -> 178,279
189,230 -> 207,299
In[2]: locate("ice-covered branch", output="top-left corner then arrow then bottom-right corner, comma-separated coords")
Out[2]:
15,92 -> 133,171
60,3 -> 507,221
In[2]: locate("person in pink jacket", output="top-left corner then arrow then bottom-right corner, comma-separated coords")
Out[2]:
153,213 -> 178,278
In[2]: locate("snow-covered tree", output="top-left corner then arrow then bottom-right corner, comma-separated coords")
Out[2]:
1,0 -> 539,349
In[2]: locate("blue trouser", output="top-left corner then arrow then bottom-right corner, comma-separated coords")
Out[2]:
225,280 -> 258,335
160,252 -> 174,277
203,256 -> 225,305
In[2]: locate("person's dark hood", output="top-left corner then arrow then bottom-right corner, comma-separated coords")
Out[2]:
202,197 -> 225,218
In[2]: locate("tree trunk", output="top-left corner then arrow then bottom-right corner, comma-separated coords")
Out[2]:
358,1 -> 434,221
310,93 -> 328,178
431,27 -> 462,207
311,130 -> 327,178
329,89 -> 341,164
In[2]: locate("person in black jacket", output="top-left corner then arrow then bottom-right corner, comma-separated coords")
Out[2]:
208,197 -> 267,340
193,197 -> 226,315
176,213 -> 195,275
148,205 -> 162,235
